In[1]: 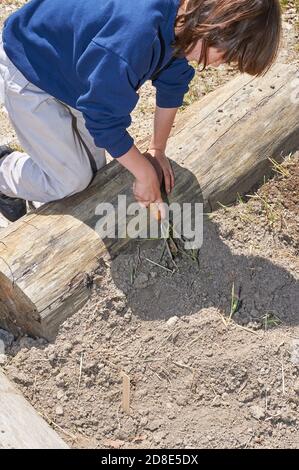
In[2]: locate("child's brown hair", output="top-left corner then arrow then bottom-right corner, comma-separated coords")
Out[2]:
174,0 -> 282,76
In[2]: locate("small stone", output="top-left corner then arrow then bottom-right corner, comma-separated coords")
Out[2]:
145,420 -> 161,432
143,335 -> 154,343
139,417 -> 148,426
137,388 -> 148,399
211,397 -> 221,407
82,360 -> 97,373
72,336 -> 82,345
166,316 -> 179,327
56,390 -> 64,400
62,342 -> 73,354
247,321 -> 262,331
55,373 -> 66,387
85,377 -> 93,387
167,411 -> 176,420
114,429 -> 129,441
176,396 -> 188,406
250,405 -> 265,420
48,353 -> 57,363
55,405 -> 64,416
205,350 -> 213,357
240,391 -> 255,403
124,312 -> 132,322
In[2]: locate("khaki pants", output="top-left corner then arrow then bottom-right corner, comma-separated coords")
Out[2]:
0,35 -> 106,203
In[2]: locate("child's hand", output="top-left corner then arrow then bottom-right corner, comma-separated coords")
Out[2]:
116,144 -> 167,219
146,149 -> 175,194
133,174 -> 165,219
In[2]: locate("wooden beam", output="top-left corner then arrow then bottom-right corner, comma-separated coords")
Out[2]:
0,370 -> 68,449
0,62 -> 298,339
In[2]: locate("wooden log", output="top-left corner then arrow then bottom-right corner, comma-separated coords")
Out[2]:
0,62 -> 298,340
0,370 -> 68,448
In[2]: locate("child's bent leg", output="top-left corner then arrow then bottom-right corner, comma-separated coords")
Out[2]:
0,58 -> 106,203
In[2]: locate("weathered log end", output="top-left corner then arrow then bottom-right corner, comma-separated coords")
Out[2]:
0,272 -> 42,337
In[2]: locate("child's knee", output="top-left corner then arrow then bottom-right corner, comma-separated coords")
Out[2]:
55,166 -> 93,199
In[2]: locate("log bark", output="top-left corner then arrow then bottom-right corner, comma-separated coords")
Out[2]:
0,62 -> 298,339
0,370 -> 68,448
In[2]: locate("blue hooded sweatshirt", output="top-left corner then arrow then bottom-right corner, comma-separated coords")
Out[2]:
2,0 -> 195,158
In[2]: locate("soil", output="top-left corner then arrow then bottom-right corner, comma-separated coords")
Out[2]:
0,1 -> 298,450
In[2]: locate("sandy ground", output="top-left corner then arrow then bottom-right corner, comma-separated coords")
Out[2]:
0,0 -> 298,449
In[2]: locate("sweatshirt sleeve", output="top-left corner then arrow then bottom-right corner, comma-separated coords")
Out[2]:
76,41 -> 140,158
152,57 -> 195,108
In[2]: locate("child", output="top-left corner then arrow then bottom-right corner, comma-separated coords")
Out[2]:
0,0 -> 281,222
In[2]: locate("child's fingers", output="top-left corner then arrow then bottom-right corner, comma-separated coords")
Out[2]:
134,194 -> 150,208
133,190 -> 150,208
163,169 -> 171,194
169,163 -> 175,190
132,182 -> 147,202
162,160 -> 175,193
165,159 -> 175,191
